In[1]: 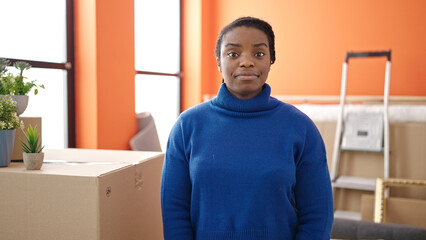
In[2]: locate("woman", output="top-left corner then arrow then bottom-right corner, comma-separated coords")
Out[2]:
161,16 -> 333,240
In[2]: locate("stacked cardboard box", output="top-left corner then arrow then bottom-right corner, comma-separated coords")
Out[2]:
12,117 -> 42,160
0,149 -> 164,240
361,194 -> 426,229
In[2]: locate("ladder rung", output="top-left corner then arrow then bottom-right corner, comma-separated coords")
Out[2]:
334,210 -> 362,221
340,147 -> 384,153
333,176 -> 376,191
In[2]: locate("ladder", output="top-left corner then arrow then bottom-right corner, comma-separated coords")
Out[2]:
331,50 -> 392,220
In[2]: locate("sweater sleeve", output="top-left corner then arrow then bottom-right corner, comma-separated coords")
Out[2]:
294,123 -> 334,240
161,119 -> 194,240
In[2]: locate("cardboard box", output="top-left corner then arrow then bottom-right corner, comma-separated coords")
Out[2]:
0,149 -> 165,240
314,120 -> 426,213
12,117 -> 42,160
361,194 -> 426,229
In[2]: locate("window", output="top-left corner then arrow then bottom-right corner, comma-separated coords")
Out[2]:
0,0 -> 75,148
134,0 -> 181,150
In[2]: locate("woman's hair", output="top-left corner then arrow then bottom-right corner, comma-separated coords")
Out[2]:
215,16 -> 276,64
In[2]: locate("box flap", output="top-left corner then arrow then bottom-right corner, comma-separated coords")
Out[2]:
44,148 -> 162,164
2,162 -> 132,177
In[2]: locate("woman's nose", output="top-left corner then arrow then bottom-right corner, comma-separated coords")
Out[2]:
239,55 -> 254,68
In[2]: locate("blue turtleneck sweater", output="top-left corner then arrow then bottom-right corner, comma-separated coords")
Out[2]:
161,83 -> 333,240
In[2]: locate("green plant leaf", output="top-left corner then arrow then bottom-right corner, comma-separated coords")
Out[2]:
0,96 -> 20,130
19,139 -> 32,153
0,59 -> 43,95
19,124 -> 43,153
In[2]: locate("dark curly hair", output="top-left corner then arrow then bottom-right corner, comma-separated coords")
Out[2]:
215,16 -> 276,64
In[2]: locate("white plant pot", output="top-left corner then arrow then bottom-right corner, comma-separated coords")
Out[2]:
0,95 -> 29,116
23,152 -> 44,170
11,95 -> 29,116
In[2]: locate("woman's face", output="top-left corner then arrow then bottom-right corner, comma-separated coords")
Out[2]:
218,26 -> 271,99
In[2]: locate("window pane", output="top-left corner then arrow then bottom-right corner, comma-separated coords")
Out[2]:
135,74 -> 179,150
135,0 -> 180,73
20,68 -> 67,149
0,0 -> 67,62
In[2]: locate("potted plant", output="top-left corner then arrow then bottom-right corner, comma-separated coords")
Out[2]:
20,124 -> 45,170
0,96 -> 23,167
0,58 -> 45,116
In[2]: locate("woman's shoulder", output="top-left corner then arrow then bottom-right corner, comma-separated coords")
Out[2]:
177,101 -> 212,120
273,99 -> 318,128
274,99 -> 310,118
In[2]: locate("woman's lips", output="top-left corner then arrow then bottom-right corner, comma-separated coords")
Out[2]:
234,72 -> 259,81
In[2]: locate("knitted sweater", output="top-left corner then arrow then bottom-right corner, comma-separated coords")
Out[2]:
161,83 -> 333,240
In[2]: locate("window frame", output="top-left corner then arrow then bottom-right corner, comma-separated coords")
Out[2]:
1,0 -> 76,147
134,0 -> 183,111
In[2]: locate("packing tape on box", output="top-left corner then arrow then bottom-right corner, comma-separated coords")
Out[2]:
134,165 -> 144,190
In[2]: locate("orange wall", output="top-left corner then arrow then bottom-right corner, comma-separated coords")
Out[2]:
96,0 -> 135,149
182,0 -> 426,109
75,0 -> 136,149
181,0 -> 202,108
74,0 -> 97,148
73,0 -> 426,148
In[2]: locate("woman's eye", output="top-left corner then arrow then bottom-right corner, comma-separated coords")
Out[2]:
255,52 -> 265,57
227,52 -> 238,57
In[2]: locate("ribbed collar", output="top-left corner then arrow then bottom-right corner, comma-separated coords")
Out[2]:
210,83 -> 279,113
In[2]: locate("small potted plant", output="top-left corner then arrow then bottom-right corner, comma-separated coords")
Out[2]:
0,58 -> 45,116
0,96 -> 23,167
20,124 -> 45,170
